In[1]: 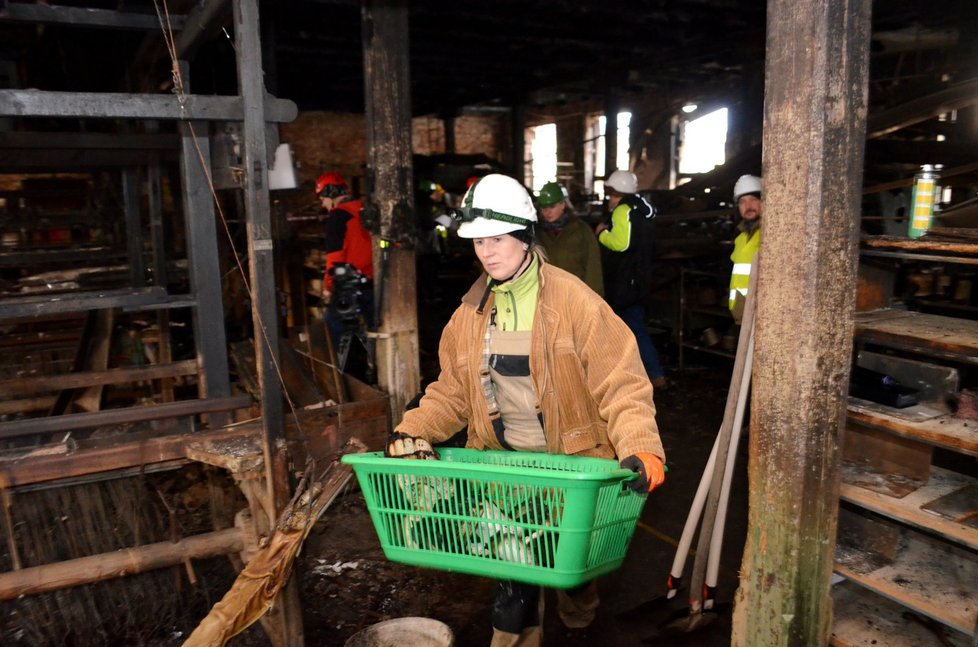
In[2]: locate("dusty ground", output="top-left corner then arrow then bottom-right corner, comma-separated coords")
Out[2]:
292,359 -> 746,647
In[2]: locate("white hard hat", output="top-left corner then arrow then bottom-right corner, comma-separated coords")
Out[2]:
606,170 -> 638,194
434,213 -> 453,229
456,174 -> 537,239
733,174 -> 763,201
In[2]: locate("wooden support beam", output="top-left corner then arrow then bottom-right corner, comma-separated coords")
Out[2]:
0,89 -> 298,123
178,62 -> 233,421
730,1 -> 872,645
867,78 -> 978,139
0,286 -> 194,319
0,2 -> 186,30
0,395 -> 252,439
0,360 -> 198,398
175,0 -> 232,59
362,1 -> 421,425
0,527 -> 242,602
233,0 -> 287,516
0,131 -> 179,150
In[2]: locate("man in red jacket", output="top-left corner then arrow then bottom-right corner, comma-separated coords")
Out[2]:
315,171 -> 375,348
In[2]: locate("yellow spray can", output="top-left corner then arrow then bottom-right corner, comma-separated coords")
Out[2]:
908,164 -> 939,238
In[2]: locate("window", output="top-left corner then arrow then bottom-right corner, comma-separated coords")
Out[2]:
678,107 -> 727,176
586,111 -> 631,198
524,123 -> 557,192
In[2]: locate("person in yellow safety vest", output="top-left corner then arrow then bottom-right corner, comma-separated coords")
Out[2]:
729,174 -> 763,324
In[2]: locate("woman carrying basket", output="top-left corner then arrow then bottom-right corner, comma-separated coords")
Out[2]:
386,173 -> 666,647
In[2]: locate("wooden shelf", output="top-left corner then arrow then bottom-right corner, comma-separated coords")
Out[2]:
831,580 -> 971,647
834,523 -> 978,635
847,403 -> 978,457
841,464 -> 978,550
855,309 -> 978,365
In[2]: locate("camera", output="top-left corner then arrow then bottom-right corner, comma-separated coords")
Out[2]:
329,263 -> 370,320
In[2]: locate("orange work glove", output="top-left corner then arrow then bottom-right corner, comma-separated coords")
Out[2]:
620,452 -> 666,493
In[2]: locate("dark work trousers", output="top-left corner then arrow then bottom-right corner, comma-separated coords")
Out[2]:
614,303 -> 664,381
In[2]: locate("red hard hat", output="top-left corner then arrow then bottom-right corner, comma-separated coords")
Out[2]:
465,176 -> 480,190
316,171 -> 348,197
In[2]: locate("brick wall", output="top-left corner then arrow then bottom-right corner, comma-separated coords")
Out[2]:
280,110 -> 508,197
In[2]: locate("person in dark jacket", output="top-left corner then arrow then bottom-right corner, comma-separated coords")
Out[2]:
596,170 -> 666,388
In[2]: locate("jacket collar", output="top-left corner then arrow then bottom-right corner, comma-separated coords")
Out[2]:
462,251 -> 548,308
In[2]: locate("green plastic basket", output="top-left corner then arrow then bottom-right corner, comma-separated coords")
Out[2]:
341,448 -> 647,588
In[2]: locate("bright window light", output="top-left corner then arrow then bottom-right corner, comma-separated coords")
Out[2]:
595,111 -> 632,179
682,104 -> 698,113
616,112 -> 631,171
525,123 -> 557,191
679,107 -> 727,174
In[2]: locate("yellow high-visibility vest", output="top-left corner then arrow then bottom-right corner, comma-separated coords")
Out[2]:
729,228 -> 761,311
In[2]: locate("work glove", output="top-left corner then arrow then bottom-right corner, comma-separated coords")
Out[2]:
385,432 -> 439,460
621,452 -> 666,493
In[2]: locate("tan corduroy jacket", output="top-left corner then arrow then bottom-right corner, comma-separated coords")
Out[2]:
396,257 -> 664,463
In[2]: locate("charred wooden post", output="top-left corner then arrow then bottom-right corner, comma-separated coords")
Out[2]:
231,1 -> 301,644
233,0 -> 288,516
177,61 -> 233,424
362,1 -> 421,424
730,1 -> 872,645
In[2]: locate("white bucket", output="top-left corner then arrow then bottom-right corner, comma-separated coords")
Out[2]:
343,617 -> 454,647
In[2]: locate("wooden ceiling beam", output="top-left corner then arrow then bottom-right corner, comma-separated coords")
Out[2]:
0,89 -> 298,122
867,78 -> 978,139
0,2 -> 185,31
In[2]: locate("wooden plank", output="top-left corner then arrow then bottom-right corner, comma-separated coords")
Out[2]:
71,308 -> 114,412
841,464 -> 978,550
831,580 -> 970,647
861,232 -> 978,255
0,286 -> 172,319
0,396 -> 57,415
0,395 -> 252,439
847,411 -> 978,457
840,423 -> 933,496
0,360 -> 198,398
0,131 -> 179,150
834,522 -> 978,635
922,484 -> 978,529
0,3 -> 186,30
854,310 -> 978,362
0,528 -> 242,602
849,397 -> 944,423
866,78 -> 978,139
0,89 -> 298,123
0,423 -> 261,488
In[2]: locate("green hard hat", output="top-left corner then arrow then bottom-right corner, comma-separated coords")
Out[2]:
537,181 -> 566,208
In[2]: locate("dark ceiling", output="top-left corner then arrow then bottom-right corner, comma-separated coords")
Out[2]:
1,0 -> 975,119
